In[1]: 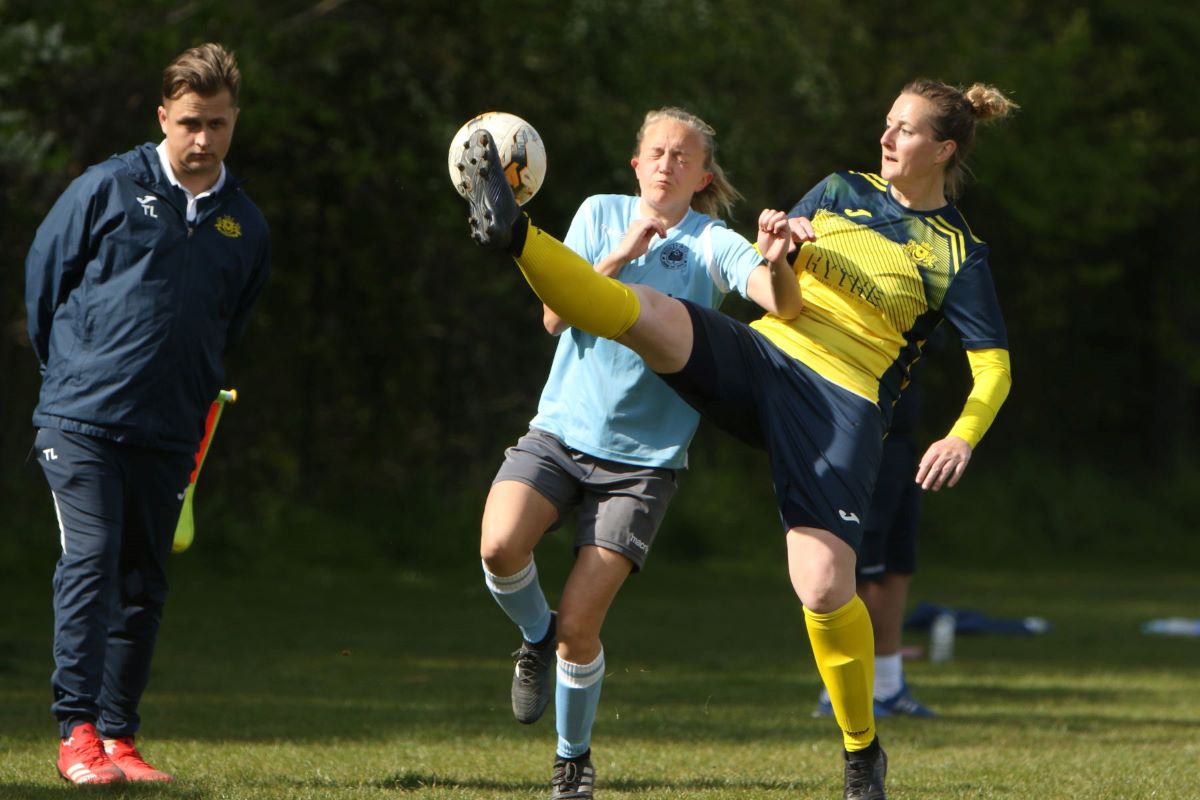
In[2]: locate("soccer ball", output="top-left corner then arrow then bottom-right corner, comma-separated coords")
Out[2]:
448,111 -> 546,206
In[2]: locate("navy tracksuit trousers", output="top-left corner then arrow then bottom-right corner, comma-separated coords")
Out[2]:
35,427 -> 193,739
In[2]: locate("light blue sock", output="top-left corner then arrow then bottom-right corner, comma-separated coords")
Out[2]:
556,649 -> 605,758
483,559 -> 552,643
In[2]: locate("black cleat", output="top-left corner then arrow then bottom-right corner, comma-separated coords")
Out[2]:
551,751 -> 595,800
844,739 -> 887,800
511,612 -> 556,724
457,128 -> 521,249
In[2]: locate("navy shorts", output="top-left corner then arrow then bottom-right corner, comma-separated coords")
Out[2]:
855,432 -> 921,579
659,301 -> 884,550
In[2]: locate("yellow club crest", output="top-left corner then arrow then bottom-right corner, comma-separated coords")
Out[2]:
904,239 -> 935,267
215,215 -> 242,238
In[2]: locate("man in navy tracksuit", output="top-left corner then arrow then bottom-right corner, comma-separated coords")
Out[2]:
24,43 -> 269,785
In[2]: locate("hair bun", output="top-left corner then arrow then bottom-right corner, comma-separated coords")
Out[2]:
963,83 -> 1019,122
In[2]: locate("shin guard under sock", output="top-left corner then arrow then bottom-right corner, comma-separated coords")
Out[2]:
804,596 -> 876,750
514,224 -> 641,340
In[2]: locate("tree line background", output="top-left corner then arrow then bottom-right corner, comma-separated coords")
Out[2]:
2,0 -> 1197,567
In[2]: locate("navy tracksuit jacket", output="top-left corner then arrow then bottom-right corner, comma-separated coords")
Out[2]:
25,142 -> 269,736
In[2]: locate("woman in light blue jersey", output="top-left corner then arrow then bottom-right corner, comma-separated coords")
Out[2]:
478,107 -> 801,800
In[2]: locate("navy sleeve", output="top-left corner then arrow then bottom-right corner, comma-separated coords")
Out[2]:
942,248 -> 1008,350
224,219 -> 271,353
788,174 -> 833,219
24,172 -> 103,367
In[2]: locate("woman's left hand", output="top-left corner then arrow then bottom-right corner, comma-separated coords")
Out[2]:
915,435 -> 972,491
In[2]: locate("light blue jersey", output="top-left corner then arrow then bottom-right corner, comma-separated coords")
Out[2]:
530,194 -> 763,468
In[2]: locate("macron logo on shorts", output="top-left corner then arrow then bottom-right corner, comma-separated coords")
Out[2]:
629,535 -> 649,553
838,509 -> 861,524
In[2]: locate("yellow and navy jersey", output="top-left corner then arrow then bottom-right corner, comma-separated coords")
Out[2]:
751,171 -> 1007,420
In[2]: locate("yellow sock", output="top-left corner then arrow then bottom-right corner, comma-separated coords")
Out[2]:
515,224 -> 641,340
805,596 -> 876,751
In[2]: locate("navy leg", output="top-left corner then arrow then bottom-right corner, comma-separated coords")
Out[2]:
37,429 -> 125,739
96,444 -> 191,738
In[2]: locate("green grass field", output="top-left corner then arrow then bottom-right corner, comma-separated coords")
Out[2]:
2,535 -> 1198,799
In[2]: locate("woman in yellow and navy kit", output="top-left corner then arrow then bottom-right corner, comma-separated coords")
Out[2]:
457,79 -> 1015,800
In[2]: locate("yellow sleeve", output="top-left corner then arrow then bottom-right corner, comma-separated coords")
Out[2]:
947,348 -> 1012,448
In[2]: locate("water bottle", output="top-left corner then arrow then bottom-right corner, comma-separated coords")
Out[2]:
1140,618 -> 1200,637
929,611 -> 956,663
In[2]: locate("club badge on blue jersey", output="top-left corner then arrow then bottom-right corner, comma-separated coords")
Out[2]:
659,244 -> 688,270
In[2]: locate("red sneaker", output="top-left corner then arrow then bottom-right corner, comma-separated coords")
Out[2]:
57,722 -> 125,785
103,736 -> 175,782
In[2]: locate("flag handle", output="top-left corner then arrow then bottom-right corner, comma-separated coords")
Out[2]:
172,389 -> 237,553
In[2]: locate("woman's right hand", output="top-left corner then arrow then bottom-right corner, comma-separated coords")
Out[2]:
600,218 -> 668,276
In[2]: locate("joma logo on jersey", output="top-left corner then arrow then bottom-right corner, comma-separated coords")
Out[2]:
904,240 -> 936,267
215,215 -> 242,238
659,244 -> 687,270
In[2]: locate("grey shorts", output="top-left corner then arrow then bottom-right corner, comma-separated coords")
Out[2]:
492,428 -> 679,571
